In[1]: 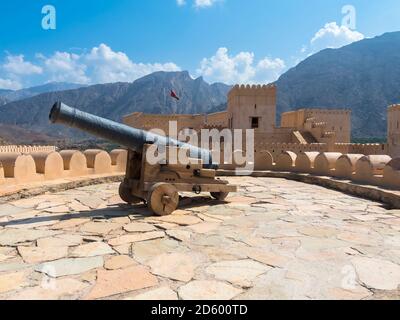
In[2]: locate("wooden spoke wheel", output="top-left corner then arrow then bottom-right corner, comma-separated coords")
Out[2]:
119,182 -> 142,204
147,183 -> 179,216
210,192 -> 229,201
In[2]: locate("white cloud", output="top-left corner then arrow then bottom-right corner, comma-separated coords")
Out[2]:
197,47 -> 286,84
0,78 -> 22,90
84,43 -> 181,83
0,44 -> 181,88
3,55 -> 43,75
176,0 -> 220,8
308,22 -> 364,54
37,43 -> 180,85
43,51 -> 89,84
195,0 -> 218,8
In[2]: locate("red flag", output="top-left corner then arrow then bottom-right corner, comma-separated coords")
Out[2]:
170,90 -> 180,101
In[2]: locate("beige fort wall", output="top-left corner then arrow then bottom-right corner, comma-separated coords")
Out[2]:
332,143 -> 388,155
123,111 -> 230,136
388,104 -> 400,158
227,84 -> 276,133
1,144 -> 400,198
0,147 -> 127,187
281,109 -> 351,144
0,145 -> 56,153
220,148 -> 400,190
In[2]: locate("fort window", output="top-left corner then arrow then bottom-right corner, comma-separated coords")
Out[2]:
251,117 -> 259,129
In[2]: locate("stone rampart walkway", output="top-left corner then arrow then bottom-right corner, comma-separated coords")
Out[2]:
0,177 -> 399,300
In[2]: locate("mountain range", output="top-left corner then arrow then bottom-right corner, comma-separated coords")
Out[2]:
0,72 -> 231,142
276,31 -> 400,138
1,31 -> 400,143
0,82 -> 85,105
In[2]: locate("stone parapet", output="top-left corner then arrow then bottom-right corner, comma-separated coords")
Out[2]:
0,145 -> 56,153
0,147 -> 127,187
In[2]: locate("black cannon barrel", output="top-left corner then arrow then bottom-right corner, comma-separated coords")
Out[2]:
49,102 -> 215,168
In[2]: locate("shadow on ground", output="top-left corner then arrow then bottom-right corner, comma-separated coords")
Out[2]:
0,196 -> 227,228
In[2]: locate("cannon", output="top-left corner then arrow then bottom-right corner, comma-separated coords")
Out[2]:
49,102 -> 237,216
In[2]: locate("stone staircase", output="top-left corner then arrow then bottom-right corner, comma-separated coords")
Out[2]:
305,117 -> 336,143
292,131 -> 318,144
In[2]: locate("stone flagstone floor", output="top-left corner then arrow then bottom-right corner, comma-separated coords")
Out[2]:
0,177 -> 400,300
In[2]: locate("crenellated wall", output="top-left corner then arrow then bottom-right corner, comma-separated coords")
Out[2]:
224,149 -> 400,191
254,142 -> 328,159
0,145 -> 56,153
0,148 -> 127,187
332,143 -> 388,155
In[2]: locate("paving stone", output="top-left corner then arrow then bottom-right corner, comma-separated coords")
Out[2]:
109,217 -> 131,224
8,278 -> 88,300
83,235 -> 104,243
2,178 -> 400,300
108,231 -> 165,246
352,257 -> 400,290
5,217 -> 60,229
0,204 -> 31,217
188,222 -> 220,234
0,229 -> 59,246
0,271 -> 28,294
205,259 -> 271,287
196,213 -> 224,223
166,229 -> 192,242
85,266 -> 158,300
298,226 -> 338,238
246,248 -> 291,268
70,242 -> 115,258
125,287 -> 178,300
237,268 -> 312,300
104,255 -> 137,270
150,215 -> 202,226
113,244 -> 131,255
44,206 -> 72,214
124,222 -> 156,233
35,257 -> 104,277
51,218 -> 91,230
36,202 -> 65,210
80,222 -> 123,235
147,253 -> 196,282
131,238 -> 180,264
0,259 -> 31,272
0,253 -> 14,263
75,196 -> 104,209
37,235 -> 83,248
337,232 -> 382,246
68,200 -> 90,212
18,246 -> 68,264
324,287 -> 372,300
178,280 -> 242,300
154,222 -> 179,230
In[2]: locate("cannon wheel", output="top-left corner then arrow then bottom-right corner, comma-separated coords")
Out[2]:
147,183 -> 179,216
210,192 -> 229,201
119,182 -> 142,204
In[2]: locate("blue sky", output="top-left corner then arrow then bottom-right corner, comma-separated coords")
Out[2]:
0,0 -> 399,89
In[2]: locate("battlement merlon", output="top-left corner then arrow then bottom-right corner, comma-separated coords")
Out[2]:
296,108 -> 351,115
228,84 -> 276,100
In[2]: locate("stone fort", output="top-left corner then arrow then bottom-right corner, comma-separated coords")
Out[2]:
124,84 -> 396,158
0,83 -> 400,194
